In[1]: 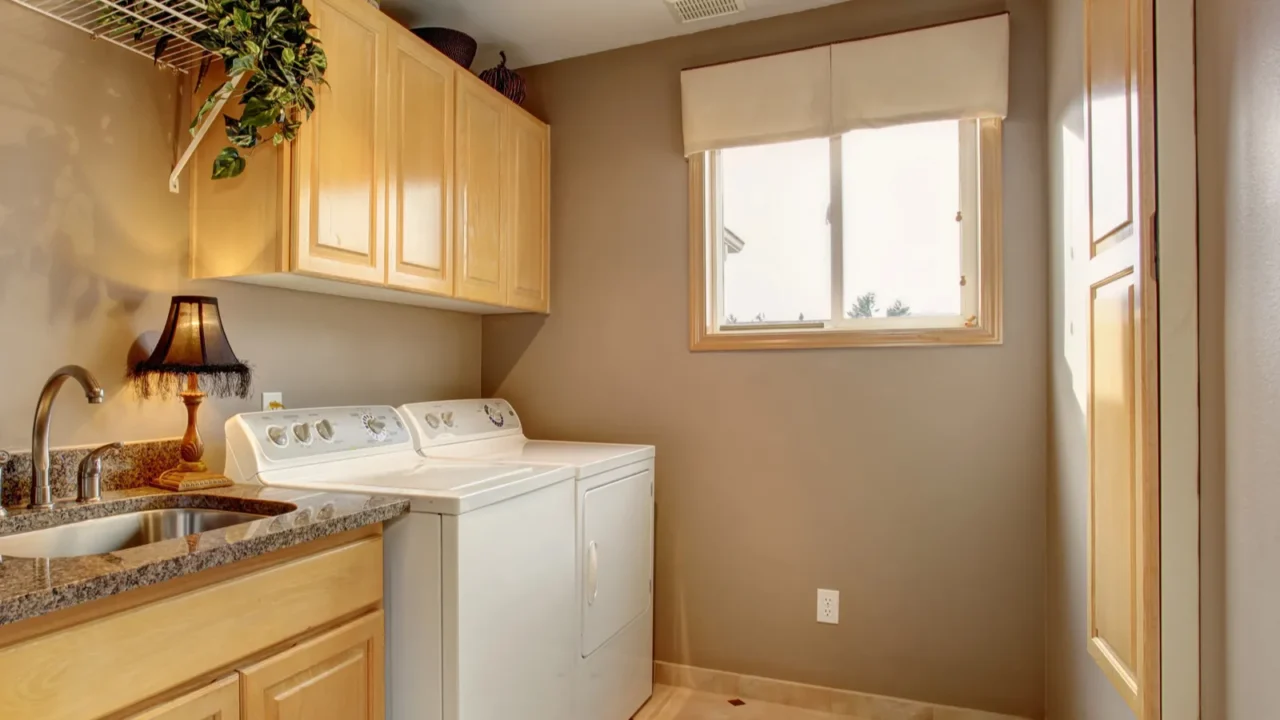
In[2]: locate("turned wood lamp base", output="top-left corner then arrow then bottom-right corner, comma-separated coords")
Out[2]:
148,373 -> 233,492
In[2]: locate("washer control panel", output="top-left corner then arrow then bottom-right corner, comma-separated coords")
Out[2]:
234,406 -> 410,463
400,399 -> 523,447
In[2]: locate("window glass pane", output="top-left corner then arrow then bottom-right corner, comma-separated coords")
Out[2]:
720,138 -> 831,324
842,120 -> 962,319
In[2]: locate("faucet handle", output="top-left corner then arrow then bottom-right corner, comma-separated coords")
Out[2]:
77,442 -> 122,504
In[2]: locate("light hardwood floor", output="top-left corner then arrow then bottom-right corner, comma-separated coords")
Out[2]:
635,685 -> 866,720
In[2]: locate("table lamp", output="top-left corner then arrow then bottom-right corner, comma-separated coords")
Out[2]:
131,296 -> 252,491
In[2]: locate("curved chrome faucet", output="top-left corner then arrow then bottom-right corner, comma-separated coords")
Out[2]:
30,366 -> 105,510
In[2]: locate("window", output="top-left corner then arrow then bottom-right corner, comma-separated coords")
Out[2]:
690,118 -> 1003,350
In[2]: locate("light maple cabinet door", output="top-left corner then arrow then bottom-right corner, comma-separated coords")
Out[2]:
386,29 -> 454,296
453,76 -> 507,305
503,108 -> 551,312
126,676 -> 240,720
240,611 -> 385,720
292,0 -> 388,285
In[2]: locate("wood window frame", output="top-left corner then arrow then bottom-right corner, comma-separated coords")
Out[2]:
688,119 -> 1004,351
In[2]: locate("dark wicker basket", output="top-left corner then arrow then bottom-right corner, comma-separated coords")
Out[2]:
411,27 -> 478,69
480,52 -> 527,106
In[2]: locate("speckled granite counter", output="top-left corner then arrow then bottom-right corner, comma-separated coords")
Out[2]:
0,485 -> 409,625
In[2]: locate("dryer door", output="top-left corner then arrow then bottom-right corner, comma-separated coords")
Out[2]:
582,468 -> 653,658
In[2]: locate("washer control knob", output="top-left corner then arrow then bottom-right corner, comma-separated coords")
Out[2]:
292,423 -> 313,445
266,425 -> 289,448
362,414 -> 388,441
425,413 -> 441,429
315,419 -> 335,442
442,411 -> 455,427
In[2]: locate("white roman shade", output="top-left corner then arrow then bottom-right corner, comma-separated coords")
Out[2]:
680,46 -> 831,156
830,14 -> 1009,131
680,13 -> 1009,156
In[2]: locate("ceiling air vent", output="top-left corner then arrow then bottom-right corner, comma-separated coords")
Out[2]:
667,0 -> 745,24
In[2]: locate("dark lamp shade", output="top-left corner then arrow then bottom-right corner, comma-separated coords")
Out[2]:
131,296 -> 252,399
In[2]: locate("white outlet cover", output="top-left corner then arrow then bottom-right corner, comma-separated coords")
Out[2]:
817,589 -> 839,625
262,392 -> 284,411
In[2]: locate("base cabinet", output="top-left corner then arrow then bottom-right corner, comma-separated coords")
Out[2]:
240,612 -> 385,720
126,676 -> 241,720
0,528 -> 386,720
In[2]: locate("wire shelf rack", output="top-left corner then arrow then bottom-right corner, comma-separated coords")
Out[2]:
12,0 -> 213,74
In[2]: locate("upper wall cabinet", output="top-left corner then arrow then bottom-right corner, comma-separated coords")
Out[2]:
454,74 -> 509,306
189,0 -> 551,315
503,104 -> 551,313
386,25 -> 455,297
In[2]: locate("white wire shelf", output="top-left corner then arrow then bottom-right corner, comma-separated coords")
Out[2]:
11,0 -> 214,74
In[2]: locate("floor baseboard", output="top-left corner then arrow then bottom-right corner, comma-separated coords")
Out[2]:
653,662 -> 1033,720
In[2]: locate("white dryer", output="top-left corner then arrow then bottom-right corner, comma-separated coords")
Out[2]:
399,399 -> 655,720
224,405 -> 577,720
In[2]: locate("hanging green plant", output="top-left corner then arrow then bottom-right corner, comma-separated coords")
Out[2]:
191,0 -> 327,180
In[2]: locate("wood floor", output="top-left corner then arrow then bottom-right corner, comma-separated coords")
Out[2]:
635,685 -> 864,720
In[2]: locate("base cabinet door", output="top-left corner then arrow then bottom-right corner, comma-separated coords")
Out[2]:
239,611 -> 385,720
126,676 -> 240,720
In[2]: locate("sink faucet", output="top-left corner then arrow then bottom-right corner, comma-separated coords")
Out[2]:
30,366 -> 105,510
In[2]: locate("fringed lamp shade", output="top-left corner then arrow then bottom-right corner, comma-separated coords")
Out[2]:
131,296 -> 251,399
131,296 -> 252,491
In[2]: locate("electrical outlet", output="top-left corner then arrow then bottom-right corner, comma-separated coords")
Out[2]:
262,392 -> 284,411
817,589 -> 839,625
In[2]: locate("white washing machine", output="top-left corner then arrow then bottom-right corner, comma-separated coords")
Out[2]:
399,399 -> 655,720
224,405 -> 578,720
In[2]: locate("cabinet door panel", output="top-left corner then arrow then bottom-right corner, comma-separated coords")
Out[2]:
1084,0 -> 1159,715
240,611 -> 384,720
293,0 -> 387,284
127,676 -> 240,720
387,32 -> 454,295
454,77 -> 507,305
504,109 -> 550,312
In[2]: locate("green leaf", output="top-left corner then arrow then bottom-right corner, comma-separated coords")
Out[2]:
223,114 -> 259,148
281,46 -> 295,64
232,8 -> 251,31
265,6 -> 285,25
272,132 -> 285,146
212,147 -> 246,179
240,95 -> 276,127
228,53 -> 256,75
152,33 -> 171,65
190,78 -> 236,136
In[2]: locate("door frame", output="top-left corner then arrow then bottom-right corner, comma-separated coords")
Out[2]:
1154,0 -> 1200,716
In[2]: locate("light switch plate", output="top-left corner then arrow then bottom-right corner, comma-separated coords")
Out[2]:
817,589 -> 839,624
262,392 -> 284,411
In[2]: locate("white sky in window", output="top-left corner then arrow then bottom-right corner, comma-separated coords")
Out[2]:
721,121 -> 963,322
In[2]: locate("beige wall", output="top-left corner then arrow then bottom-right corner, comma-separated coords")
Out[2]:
1043,0 -> 1134,716
1197,0 -> 1280,717
0,6 -> 480,465
481,1 -> 1048,716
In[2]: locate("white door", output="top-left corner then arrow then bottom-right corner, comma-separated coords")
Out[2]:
582,469 -> 654,657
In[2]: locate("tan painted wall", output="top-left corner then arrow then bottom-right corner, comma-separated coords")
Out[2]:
1043,0 -> 1134,716
0,6 -> 480,464
481,1 -> 1048,715
1197,0 -> 1280,717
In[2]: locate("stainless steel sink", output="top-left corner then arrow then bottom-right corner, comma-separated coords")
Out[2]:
0,508 -> 268,559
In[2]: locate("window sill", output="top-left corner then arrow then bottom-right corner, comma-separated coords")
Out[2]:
689,323 -> 1002,351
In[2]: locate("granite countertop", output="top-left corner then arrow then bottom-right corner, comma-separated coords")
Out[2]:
0,485 -> 409,626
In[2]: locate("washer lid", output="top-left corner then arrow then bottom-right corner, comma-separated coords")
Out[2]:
426,439 -> 654,478
255,453 -> 574,515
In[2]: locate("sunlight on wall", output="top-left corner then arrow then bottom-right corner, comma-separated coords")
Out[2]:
1061,122 -> 1090,415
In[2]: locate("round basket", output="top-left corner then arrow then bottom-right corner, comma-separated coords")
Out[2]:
411,27 -> 478,69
